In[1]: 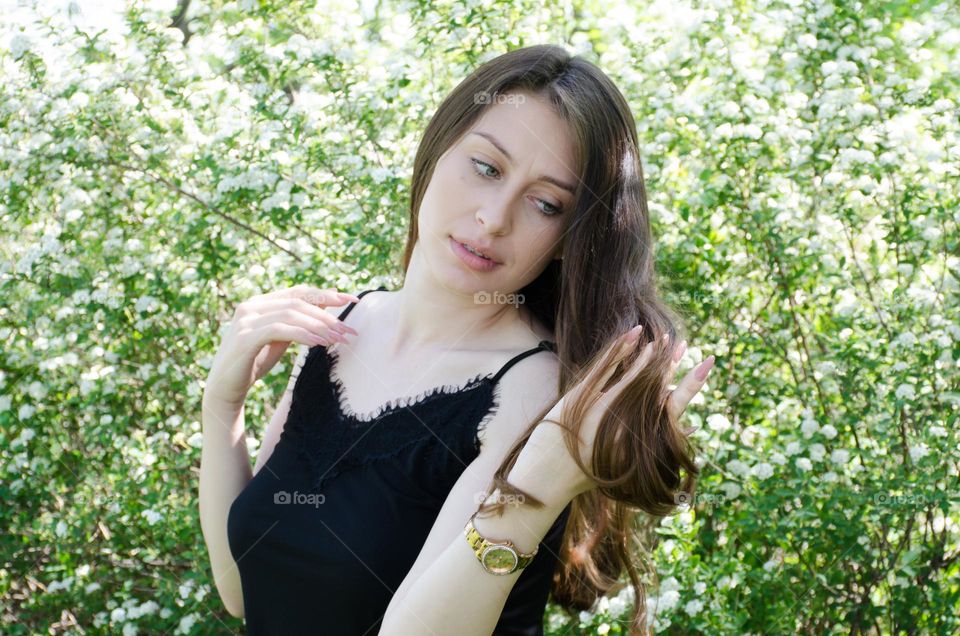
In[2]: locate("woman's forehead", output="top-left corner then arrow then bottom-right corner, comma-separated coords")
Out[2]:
463,97 -> 579,181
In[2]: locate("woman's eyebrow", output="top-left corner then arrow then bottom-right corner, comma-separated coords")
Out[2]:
468,130 -> 577,195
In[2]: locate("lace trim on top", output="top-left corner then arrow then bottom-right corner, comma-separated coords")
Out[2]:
324,346 -> 494,424
283,345 -> 504,494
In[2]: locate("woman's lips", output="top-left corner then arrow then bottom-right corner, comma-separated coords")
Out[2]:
450,236 -> 502,272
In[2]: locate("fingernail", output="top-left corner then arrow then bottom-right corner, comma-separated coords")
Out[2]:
675,340 -> 687,362
695,355 -> 715,380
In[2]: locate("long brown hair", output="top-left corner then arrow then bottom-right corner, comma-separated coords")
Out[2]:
401,44 -> 700,634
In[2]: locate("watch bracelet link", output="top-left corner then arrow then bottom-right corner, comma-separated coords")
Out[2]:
464,516 -> 538,575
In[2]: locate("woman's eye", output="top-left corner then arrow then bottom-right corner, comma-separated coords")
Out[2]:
471,158 -> 500,179
537,199 -> 563,216
470,158 -> 564,217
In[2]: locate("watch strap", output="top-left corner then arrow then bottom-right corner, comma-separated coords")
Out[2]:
464,517 -> 538,574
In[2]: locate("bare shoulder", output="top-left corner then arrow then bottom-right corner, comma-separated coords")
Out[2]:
280,291 -> 364,393
479,346 -> 562,457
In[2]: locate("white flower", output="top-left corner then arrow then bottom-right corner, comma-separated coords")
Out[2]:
745,124 -> 764,139
122,623 -> 138,636
770,452 -> 787,466
909,444 -> 929,461
751,462 -> 774,480
684,599 -> 704,616
175,613 -> 199,635
726,459 -> 750,478
660,576 -> 680,592
707,413 -> 731,433
785,441 -> 802,456
922,226 -> 942,242
110,608 -> 127,623
56,521 -> 67,537
830,449 -> 850,465
369,166 -> 393,183
12,427 -> 35,448
895,384 -> 916,400
10,34 -> 31,59
720,482 -> 741,500
897,332 -> 918,348
141,509 -> 162,526
694,582 -> 707,595
820,471 -> 838,483
930,426 -> 947,438
801,419 -> 820,438
719,101 -> 741,117
809,443 -> 826,461
608,592 -> 630,618
129,600 -> 159,618
658,590 -> 680,612
187,432 -> 203,448
796,457 -> 813,471
597,623 -> 610,635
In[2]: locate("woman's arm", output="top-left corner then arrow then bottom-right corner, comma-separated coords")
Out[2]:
198,397 -> 253,618
379,422 -> 582,636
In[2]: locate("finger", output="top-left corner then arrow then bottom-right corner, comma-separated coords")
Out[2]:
666,355 -> 715,422
665,339 -> 687,385
243,297 -> 360,336
610,338 -> 657,394
299,287 -> 361,306
594,326 -> 643,390
244,309 -> 352,345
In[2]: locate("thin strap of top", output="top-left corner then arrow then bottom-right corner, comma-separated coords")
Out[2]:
336,285 -> 389,321
336,286 -> 557,385
489,339 -> 556,384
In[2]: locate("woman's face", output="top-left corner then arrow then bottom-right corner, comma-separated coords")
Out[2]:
415,90 -> 578,297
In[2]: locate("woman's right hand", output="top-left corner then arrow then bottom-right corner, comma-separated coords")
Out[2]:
202,285 -> 361,410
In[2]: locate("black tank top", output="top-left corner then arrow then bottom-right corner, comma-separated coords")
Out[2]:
227,287 -> 571,635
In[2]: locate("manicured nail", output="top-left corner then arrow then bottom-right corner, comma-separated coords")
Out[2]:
674,340 -> 687,362
695,355 -> 715,380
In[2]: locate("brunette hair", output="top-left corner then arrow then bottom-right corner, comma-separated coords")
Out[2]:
401,44 -> 700,634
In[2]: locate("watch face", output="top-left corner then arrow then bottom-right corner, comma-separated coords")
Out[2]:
480,545 -> 518,575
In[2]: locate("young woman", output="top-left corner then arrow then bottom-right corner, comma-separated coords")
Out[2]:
200,44 -> 714,635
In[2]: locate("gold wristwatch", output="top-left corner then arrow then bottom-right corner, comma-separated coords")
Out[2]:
464,517 -> 538,575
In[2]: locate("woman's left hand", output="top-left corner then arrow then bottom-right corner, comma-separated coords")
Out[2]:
517,327 -> 715,504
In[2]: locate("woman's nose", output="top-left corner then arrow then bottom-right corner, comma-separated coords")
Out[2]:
475,199 -> 512,235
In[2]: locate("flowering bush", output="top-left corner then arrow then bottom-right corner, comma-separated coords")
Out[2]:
2,0 -> 957,634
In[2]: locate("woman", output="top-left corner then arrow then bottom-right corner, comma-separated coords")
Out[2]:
200,44 -> 714,635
